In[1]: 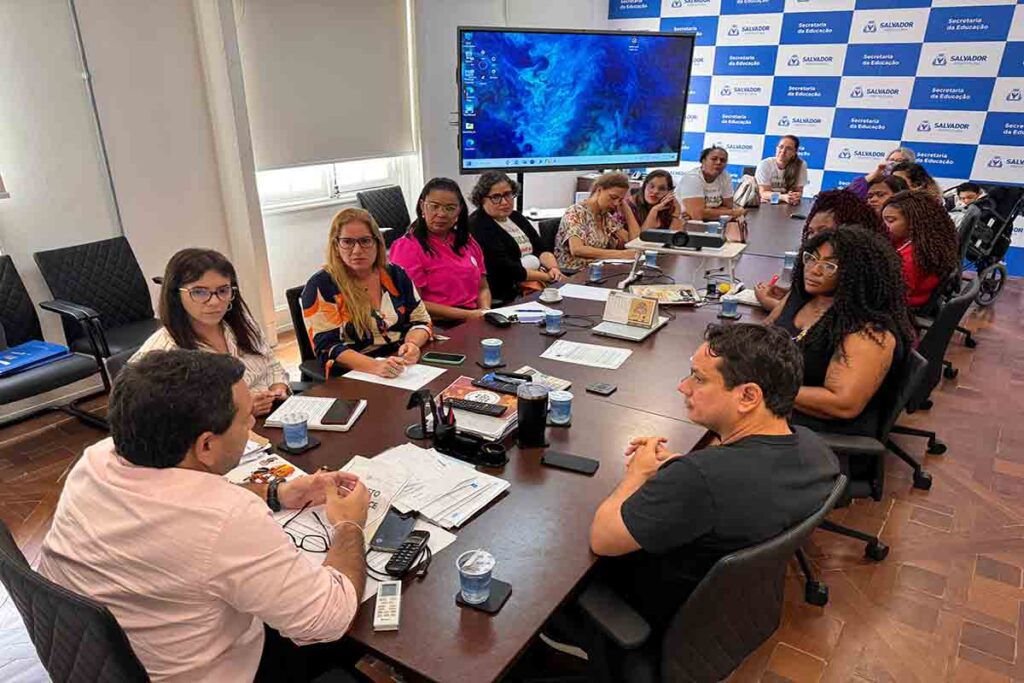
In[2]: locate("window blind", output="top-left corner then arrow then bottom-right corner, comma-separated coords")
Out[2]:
236,0 -> 415,171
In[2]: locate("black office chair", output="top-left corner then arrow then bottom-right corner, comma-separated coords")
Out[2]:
0,520 -> 149,682
576,475 -> 847,683
357,186 -> 410,247
538,218 -> 561,255
816,349 -> 931,496
33,237 -> 161,362
892,277 -> 981,447
285,286 -> 327,382
0,256 -> 108,429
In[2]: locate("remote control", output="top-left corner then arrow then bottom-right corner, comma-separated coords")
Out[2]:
385,530 -> 431,577
471,377 -> 521,395
444,397 -> 508,417
373,581 -> 402,631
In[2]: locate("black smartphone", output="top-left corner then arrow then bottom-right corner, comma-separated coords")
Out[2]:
370,508 -> 417,552
321,399 -> 361,425
422,351 -> 467,365
541,451 -> 600,476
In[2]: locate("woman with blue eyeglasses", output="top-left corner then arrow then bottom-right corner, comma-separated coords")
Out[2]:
130,248 -> 289,416
765,225 -> 914,438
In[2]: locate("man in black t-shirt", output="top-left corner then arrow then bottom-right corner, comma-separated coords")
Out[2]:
589,323 -> 839,631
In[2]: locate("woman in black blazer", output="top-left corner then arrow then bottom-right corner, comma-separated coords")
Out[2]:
468,172 -> 564,303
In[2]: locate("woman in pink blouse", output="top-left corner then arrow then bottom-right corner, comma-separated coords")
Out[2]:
389,178 -> 492,322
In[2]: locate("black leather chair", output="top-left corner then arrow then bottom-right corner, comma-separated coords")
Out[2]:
537,218 -> 561,255
285,286 -> 327,382
576,475 -> 847,683
0,256 -> 108,429
356,186 -> 410,247
893,277 -> 981,448
0,520 -> 149,681
33,237 -> 161,363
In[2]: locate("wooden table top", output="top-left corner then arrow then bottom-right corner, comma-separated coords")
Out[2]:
741,199 -> 811,259
257,252 -> 782,682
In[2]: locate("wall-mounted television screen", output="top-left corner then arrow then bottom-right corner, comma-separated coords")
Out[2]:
458,27 -> 695,174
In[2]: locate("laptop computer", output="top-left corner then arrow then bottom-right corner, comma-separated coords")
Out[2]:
592,315 -> 670,342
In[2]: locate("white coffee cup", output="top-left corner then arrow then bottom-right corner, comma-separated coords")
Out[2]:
540,287 -> 561,302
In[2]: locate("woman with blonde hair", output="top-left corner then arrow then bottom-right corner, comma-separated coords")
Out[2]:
301,207 -> 432,378
554,171 -> 641,270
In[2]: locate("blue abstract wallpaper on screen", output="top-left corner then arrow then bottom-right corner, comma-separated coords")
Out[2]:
459,30 -> 694,171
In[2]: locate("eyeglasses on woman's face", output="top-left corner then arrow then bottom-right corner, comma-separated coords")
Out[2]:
485,191 -> 517,204
337,236 -> 376,251
802,251 -> 839,276
423,200 -> 460,215
179,284 -> 237,304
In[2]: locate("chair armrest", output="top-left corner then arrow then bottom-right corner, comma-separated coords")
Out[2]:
39,300 -> 110,359
817,432 -> 886,457
39,299 -> 101,322
577,580 -> 652,650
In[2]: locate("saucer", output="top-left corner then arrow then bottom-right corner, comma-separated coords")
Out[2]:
539,295 -> 563,304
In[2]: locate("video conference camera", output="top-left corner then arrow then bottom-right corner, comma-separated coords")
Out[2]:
639,229 -> 725,251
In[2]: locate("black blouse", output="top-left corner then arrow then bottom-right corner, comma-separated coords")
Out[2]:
468,209 -> 546,303
774,288 -> 905,437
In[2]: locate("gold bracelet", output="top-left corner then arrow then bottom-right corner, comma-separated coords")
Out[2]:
331,519 -> 365,540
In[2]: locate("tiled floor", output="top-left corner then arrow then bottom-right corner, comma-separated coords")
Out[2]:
2,280 -> 1023,682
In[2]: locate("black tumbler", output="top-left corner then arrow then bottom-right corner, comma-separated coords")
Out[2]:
516,382 -> 549,448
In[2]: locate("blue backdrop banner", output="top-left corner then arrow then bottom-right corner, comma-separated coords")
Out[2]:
607,0 -> 1024,272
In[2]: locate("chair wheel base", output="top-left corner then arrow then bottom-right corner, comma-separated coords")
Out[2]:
943,366 -> 959,380
804,581 -> 829,607
927,440 -> 947,455
913,471 -> 933,490
965,338 -> 978,349
865,541 -> 889,562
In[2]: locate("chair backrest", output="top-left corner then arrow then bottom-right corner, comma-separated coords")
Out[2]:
0,521 -> 149,682
33,237 -> 154,344
911,277 -> 981,407
877,348 -> 929,439
285,286 -> 317,363
357,186 -> 411,237
538,218 -> 561,255
0,255 -> 44,348
660,474 -> 847,682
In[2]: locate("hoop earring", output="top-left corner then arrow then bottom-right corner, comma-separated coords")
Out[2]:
226,302 -> 233,312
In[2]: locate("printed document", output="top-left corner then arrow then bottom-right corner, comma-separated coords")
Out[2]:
557,284 -> 613,302
344,363 -> 446,391
540,339 -> 632,370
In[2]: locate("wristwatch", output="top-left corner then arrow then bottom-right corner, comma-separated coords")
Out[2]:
267,479 -> 283,512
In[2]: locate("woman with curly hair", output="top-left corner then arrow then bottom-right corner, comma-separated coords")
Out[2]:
754,190 -> 888,311
881,191 -> 960,308
766,225 -> 915,437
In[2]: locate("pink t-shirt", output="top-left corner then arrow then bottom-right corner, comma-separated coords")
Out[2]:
389,231 -> 487,309
37,439 -> 358,683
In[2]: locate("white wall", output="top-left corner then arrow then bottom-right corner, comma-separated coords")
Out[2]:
74,0 -> 231,287
0,1 -> 120,342
413,0 -> 608,209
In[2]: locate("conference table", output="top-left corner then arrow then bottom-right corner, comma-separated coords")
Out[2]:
257,204 -> 805,682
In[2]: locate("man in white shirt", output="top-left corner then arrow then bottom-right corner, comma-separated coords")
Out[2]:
38,350 -> 369,682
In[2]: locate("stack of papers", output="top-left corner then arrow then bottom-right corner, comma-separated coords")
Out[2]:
514,365 -> 571,391
224,452 -> 457,604
437,376 -> 518,441
557,283 -> 613,302
373,443 -> 510,530
540,339 -> 632,370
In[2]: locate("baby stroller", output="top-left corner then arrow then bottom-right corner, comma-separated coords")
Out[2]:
949,183 -> 1024,307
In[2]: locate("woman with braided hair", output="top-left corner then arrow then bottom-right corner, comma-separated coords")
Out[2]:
754,190 -> 888,311
881,191 -> 960,308
766,225 -> 915,437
